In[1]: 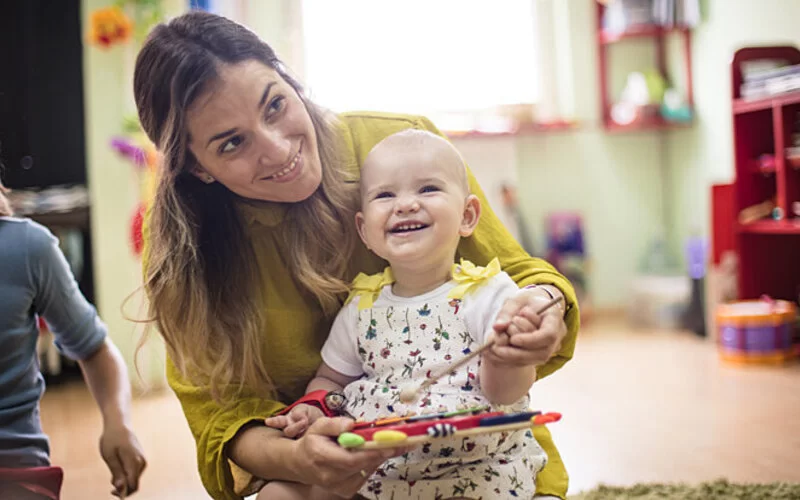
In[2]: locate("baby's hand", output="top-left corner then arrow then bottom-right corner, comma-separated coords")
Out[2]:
265,404 -> 325,438
99,423 -> 147,497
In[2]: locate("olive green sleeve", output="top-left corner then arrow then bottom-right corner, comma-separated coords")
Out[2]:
166,359 -> 286,499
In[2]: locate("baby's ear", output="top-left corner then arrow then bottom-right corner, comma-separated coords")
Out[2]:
459,195 -> 481,237
355,212 -> 370,249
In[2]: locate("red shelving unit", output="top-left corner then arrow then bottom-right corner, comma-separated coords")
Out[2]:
728,46 -> 800,301
596,3 -> 694,131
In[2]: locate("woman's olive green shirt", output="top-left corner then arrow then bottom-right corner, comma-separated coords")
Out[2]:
149,111 -> 579,499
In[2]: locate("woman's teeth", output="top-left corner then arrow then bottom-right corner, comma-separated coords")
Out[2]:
271,153 -> 300,178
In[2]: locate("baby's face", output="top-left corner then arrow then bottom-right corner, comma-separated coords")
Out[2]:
356,144 -> 474,268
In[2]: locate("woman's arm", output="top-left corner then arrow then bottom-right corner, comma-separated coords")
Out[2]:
167,359 -> 397,499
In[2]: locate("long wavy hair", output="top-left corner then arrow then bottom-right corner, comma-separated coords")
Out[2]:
133,11 -> 358,401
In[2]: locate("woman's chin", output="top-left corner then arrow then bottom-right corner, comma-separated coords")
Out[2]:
283,173 -> 322,202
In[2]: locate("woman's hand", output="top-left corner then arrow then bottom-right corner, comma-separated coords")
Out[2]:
490,288 -> 568,367
291,417 -> 408,498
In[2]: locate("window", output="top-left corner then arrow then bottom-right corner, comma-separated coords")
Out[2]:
301,0 -> 539,118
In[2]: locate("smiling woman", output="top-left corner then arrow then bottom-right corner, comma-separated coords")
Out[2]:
186,62 -> 323,203
133,10 -> 579,500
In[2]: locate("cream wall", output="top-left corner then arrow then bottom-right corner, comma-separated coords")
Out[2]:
81,0 -> 186,390
666,0 -> 800,262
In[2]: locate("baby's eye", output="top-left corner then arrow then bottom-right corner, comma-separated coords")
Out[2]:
220,136 -> 244,154
420,185 -> 440,193
374,191 -> 394,199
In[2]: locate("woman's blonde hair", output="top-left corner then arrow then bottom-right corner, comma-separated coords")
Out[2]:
133,11 -> 358,401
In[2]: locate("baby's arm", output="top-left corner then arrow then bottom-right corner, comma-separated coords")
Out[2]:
265,362 -> 360,438
481,331 -> 538,405
471,273 -> 538,405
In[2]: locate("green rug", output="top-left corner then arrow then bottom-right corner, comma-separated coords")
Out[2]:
569,479 -> 800,500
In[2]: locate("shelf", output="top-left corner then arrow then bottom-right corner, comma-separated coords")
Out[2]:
599,25 -> 690,44
733,90 -> 800,115
603,117 -> 693,133
26,206 -> 90,229
738,219 -> 800,235
445,121 -> 579,139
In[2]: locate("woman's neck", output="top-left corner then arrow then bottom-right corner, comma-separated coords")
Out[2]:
390,258 -> 453,297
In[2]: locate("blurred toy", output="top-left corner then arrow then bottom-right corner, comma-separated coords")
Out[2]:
545,212 -> 590,322
716,298 -> 797,365
337,405 -> 561,450
661,88 -> 693,123
611,70 -> 669,126
682,233 -> 707,337
109,118 -> 159,258
738,197 -> 776,224
87,0 -> 165,48
87,6 -> 133,48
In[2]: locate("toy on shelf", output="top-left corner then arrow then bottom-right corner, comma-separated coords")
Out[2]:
545,212 -> 591,323
337,405 -> 562,451
716,297 -> 798,365
738,197 -> 776,224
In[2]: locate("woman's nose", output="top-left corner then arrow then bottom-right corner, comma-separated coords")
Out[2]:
255,127 -> 292,166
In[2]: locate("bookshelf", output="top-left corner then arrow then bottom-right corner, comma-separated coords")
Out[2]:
595,1 -> 694,131
728,46 -> 800,301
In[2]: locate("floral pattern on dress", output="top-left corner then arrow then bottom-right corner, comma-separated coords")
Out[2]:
343,290 -> 547,500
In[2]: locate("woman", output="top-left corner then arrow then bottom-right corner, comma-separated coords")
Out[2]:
134,10 -> 578,500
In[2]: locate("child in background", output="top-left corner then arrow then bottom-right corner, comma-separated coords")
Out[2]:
0,180 -> 147,498
264,130 -> 554,500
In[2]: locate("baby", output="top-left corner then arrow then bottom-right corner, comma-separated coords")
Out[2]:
264,130 -> 547,500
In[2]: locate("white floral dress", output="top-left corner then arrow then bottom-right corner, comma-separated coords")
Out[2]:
321,259 -> 547,499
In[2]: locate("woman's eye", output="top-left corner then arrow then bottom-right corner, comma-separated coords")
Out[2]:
374,191 -> 394,200
265,96 -> 286,117
220,136 -> 244,154
420,185 -> 440,193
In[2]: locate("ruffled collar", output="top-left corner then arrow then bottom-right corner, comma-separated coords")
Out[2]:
345,258 -> 501,310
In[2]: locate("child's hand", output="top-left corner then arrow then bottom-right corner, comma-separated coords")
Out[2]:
265,404 -> 325,438
490,291 -> 567,367
99,423 -> 147,497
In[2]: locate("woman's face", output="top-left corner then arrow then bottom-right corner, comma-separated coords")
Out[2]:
186,60 -> 322,202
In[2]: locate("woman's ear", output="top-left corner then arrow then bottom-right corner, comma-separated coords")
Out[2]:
355,212 -> 370,249
190,167 -> 215,184
459,194 -> 481,237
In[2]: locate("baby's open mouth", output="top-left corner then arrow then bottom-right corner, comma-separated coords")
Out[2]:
389,223 -> 430,234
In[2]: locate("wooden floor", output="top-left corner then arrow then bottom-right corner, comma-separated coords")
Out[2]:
40,316 -> 800,499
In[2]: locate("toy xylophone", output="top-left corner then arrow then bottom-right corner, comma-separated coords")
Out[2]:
337,405 -> 561,450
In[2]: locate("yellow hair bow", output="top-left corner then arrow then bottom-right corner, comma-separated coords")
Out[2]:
345,267 -> 396,310
448,257 -> 501,300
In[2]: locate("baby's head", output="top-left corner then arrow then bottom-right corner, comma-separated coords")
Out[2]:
356,129 -> 481,268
